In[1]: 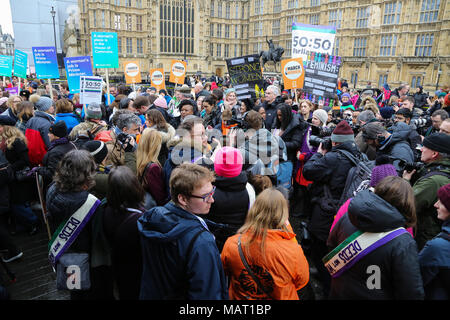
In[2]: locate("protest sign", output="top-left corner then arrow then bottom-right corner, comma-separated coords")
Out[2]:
169,60 -> 186,85
226,54 -> 264,100
281,58 -> 305,90
32,47 -> 59,79
292,23 -> 336,63
0,55 -> 13,78
91,32 -> 119,69
64,56 -> 93,93
123,61 -> 142,84
14,49 -> 28,79
5,87 -> 19,96
80,76 -> 103,105
150,68 -> 166,91
301,52 -> 341,102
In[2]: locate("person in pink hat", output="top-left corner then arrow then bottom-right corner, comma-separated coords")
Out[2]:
208,147 -> 256,252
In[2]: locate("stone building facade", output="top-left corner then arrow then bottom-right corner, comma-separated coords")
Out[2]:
78,0 -> 449,91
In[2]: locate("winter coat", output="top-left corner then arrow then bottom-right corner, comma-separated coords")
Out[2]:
303,141 -> 361,242
91,165 -> 110,201
150,124 -> 175,166
378,121 -> 415,173
327,189 -> 425,300
103,206 -> 143,300
221,229 -> 310,300
419,220 -> 450,300
141,162 -> 167,206
1,108 -> 18,123
294,126 -> 318,186
38,137 -> 76,188
55,113 -> 81,135
414,92 -> 429,110
25,111 -> 55,166
137,202 -> 228,300
3,138 -> 37,204
261,96 -> 284,129
277,114 -> 307,163
412,159 -> 450,250
203,106 -> 222,129
69,120 -> 108,141
208,172 -> 252,251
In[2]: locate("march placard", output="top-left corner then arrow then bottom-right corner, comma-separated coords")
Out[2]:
302,52 -> 341,100
14,49 -> 28,79
91,32 -> 119,69
64,56 -> 93,94
32,47 -> 59,79
80,76 -> 103,105
292,23 -> 336,63
281,58 -> 305,90
226,54 -> 264,100
123,61 -> 142,84
0,55 -> 13,78
150,68 -> 166,91
169,60 -> 187,85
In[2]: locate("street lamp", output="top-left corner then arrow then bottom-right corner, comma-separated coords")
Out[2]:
436,69 -> 442,91
51,6 -> 58,65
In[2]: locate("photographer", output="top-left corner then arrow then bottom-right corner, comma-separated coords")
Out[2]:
361,121 -> 414,174
354,110 -> 378,160
403,133 -> 450,250
393,108 -> 423,161
302,120 -> 363,296
105,112 -> 141,172
424,110 -> 448,137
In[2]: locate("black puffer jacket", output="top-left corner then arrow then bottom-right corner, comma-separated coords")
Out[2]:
278,114 -> 307,163
327,190 -> 424,300
303,141 -> 361,241
208,172 -> 251,252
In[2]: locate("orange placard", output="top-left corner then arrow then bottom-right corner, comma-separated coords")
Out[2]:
281,58 -> 305,90
169,60 -> 187,85
123,60 -> 142,84
150,68 -> 166,91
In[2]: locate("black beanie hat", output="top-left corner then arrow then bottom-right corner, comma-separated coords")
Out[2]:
49,121 -> 68,138
423,133 -> 450,154
82,140 -> 108,164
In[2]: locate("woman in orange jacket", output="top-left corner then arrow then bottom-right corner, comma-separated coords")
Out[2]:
221,188 -> 310,300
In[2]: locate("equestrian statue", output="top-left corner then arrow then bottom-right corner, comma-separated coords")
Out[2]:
259,37 -> 285,70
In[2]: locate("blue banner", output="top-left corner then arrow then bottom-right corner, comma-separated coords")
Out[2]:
64,56 -> 93,93
91,32 -> 119,69
32,46 -> 59,79
14,49 -> 28,79
0,55 -> 13,78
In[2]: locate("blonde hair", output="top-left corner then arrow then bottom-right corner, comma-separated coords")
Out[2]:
136,128 -> 162,179
7,96 -> 22,112
29,94 -> 41,105
0,124 -> 27,149
238,188 -> 290,262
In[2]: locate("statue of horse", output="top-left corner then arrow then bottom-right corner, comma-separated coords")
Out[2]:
259,38 -> 285,70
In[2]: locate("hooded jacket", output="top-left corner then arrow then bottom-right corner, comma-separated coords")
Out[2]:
55,113 -> 81,135
137,202 -> 228,300
378,121 -> 415,173
25,111 -> 55,166
419,220 -> 450,300
327,190 -> 424,300
277,113 -> 307,163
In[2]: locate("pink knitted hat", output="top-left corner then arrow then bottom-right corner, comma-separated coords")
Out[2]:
214,147 -> 243,178
154,96 -> 168,109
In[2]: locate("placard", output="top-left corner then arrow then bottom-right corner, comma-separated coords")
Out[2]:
14,49 -> 28,79
32,46 -> 59,79
123,61 -> 142,84
301,52 -> 341,101
169,60 -> 187,85
226,54 -> 264,100
5,87 -> 19,96
80,76 -> 103,105
0,55 -> 13,78
281,58 -> 305,90
150,68 -> 166,91
64,56 -> 93,93
292,23 -> 336,63
91,32 -> 119,69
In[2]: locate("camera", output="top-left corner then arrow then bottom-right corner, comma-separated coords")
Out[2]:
410,116 -> 431,129
398,160 -> 424,173
309,135 -> 332,152
310,124 -> 333,137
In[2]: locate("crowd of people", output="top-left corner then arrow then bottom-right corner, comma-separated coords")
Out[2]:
0,74 -> 449,300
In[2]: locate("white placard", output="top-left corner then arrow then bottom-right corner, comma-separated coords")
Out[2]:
292,23 -> 336,62
80,76 -> 103,105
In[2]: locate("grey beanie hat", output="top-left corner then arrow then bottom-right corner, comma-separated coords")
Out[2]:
35,97 -> 53,112
85,102 -> 102,120
357,110 -> 376,124
312,109 -> 328,126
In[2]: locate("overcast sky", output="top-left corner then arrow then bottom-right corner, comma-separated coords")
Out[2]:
0,0 -> 14,36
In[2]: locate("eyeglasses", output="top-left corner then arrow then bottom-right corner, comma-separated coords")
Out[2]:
189,186 -> 216,202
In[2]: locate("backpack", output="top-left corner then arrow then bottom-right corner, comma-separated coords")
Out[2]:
337,149 -> 375,206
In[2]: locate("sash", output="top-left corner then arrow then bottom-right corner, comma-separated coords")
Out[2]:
322,227 -> 408,278
48,194 -> 101,266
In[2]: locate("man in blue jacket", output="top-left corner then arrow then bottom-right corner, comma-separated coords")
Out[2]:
138,163 -> 228,300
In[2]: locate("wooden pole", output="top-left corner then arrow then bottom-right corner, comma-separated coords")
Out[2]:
18,77 -> 21,95
48,79 -> 53,100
